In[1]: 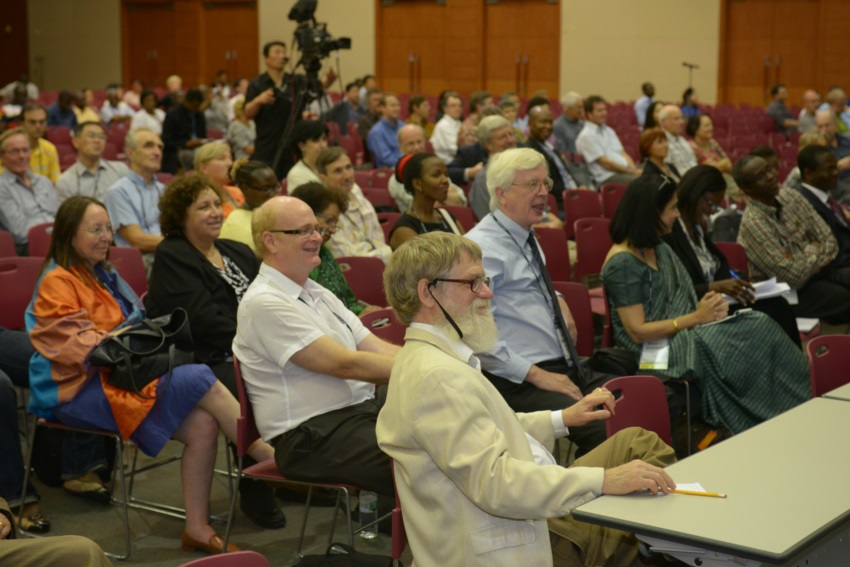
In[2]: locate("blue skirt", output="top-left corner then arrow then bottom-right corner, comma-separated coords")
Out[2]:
53,364 -> 217,457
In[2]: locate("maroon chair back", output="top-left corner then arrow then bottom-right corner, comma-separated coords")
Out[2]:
0,257 -> 43,329
232,357 -> 262,460
714,241 -> 748,278
354,170 -> 372,188
359,308 -> 407,346
370,169 -> 392,190
553,281 -> 594,357
377,212 -> 402,244
602,375 -> 672,445
26,223 -> 54,257
109,246 -> 148,297
806,335 -> 850,397
600,183 -> 628,219
535,227 -> 572,282
563,189 -> 601,239
573,217 -> 612,283
437,205 -> 477,232
336,256 -> 387,306
362,188 -> 397,211
156,172 -> 174,185
0,230 -> 16,257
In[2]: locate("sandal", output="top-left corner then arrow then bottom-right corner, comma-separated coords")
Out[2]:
18,503 -> 50,534
63,472 -> 111,504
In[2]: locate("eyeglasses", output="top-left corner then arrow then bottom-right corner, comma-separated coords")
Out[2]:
701,194 -> 720,214
83,225 -> 113,237
81,132 -> 107,141
429,276 -> 491,293
511,178 -> 554,193
316,214 -> 339,232
246,183 -> 279,194
268,226 -> 330,238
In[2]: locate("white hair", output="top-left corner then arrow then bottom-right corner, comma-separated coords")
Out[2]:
561,91 -> 582,109
486,148 -> 547,212
658,104 -> 680,124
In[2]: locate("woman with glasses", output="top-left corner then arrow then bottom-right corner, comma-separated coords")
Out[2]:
389,153 -> 464,251
193,141 -> 244,218
601,175 -> 809,435
290,181 -> 383,316
27,195 -> 275,553
662,165 -> 800,345
145,173 -> 286,530
220,159 -> 279,251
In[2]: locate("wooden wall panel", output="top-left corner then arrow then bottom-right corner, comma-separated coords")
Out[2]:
820,0 -> 850,90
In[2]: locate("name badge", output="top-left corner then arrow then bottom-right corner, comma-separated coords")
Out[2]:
639,338 -> 670,370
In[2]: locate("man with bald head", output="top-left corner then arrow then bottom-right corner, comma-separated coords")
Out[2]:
814,109 -> 850,199
233,195 -> 400,494
659,104 -> 697,175
819,87 -> 850,135
798,90 -> 821,133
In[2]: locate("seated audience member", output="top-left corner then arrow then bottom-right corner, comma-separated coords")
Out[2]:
202,84 -> 229,133
783,131 -> 830,190
501,91 -> 526,131
194,141 -> 244,217
0,128 -> 58,255
226,98 -> 256,161
430,91 -> 464,164
10,104 -> 60,182
146,174 -> 285,529
524,103 -> 583,210
634,82 -> 655,127
766,84 -> 797,134
56,122 -> 131,202
663,165 -> 801,346
0,497 -> 112,567
814,109 -> 850,198
161,88 -> 207,173
465,149 -> 612,455
681,87 -> 700,121
367,93 -> 404,169
820,87 -> 850,134
498,98 -> 526,144
27,195 -> 276,554
158,75 -> 183,112
0,75 -> 38,101
601,175 -> 809,434
553,91 -> 584,155
290,182 -> 382,316
447,133 -> 487,187
389,153 -> 464,250
220,159 -> 279,251
659,104 -> 697,175
123,78 -> 144,108
103,128 -> 166,272
356,87 -> 383,147
130,90 -> 166,136
796,145 -> 850,272
232,196 -> 400,496
46,91 -> 78,129
358,74 -> 378,109
576,95 -> 642,185
100,84 -> 133,125
323,81 -> 362,133
317,147 -> 392,263
286,120 -> 328,189
687,114 -> 732,174
643,100 -> 664,131
405,95 -> 433,139
456,91 -> 493,148
73,89 -> 100,124
1,84 -> 29,122
798,90 -> 821,134
378,231 -> 677,567
227,78 -> 249,122
736,154 -> 850,324
640,127 -> 681,182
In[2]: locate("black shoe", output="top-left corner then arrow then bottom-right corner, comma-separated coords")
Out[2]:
240,479 -> 287,529
274,485 -> 340,507
63,476 -> 111,505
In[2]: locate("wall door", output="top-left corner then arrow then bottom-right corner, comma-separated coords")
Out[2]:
123,2 -> 176,87
0,0 -> 29,86
202,2 -> 259,82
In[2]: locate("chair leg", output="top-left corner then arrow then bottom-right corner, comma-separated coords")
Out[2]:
108,435 -> 132,560
296,485 -> 315,557
682,381 -> 692,456
17,420 -> 38,540
222,457 -> 243,551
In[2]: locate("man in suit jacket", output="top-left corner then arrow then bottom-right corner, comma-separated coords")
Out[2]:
322,81 -> 362,133
161,88 -> 206,173
797,145 -> 850,272
447,139 -> 487,186
377,231 -> 676,567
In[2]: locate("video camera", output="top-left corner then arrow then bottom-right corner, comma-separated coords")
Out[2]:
288,0 -> 351,73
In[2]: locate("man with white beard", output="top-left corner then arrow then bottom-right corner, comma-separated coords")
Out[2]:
376,231 -> 677,567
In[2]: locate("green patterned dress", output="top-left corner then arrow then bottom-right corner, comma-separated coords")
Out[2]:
601,243 -> 810,433
310,245 -> 365,316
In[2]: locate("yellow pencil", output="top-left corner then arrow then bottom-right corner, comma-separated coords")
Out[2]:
670,489 -> 727,498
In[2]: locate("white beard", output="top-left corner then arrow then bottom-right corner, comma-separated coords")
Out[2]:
435,298 -> 499,353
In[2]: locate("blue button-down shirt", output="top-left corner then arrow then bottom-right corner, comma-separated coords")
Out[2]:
366,118 -> 403,168
0,170 -> 58,245
103,170 -> 165,247
464,209 -> 566,382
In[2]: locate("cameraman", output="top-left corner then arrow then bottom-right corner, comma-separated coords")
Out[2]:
244,40 -> 336,181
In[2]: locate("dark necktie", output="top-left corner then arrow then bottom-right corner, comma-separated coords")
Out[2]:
826,196 -> 848,228
526,230 -> 588,388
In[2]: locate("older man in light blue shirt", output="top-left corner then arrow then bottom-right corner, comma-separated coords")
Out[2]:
0,129 -> 57,254
465,148 -> 609,455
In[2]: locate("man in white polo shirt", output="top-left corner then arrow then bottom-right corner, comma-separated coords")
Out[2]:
576,95 -> 641,186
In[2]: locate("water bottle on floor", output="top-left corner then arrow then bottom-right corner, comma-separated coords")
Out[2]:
358,490 -> 378,539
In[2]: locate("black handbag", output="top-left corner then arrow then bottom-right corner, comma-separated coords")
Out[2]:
89,308 -> 194,398
296,543 -> 392,566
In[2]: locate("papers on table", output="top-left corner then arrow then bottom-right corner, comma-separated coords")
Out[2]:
723,277 -> 791,305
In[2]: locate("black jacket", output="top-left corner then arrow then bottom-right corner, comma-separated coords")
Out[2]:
662,219 -> 731,298
146,236 -> 258,365
522,138 -> 570,209
797,184 -> 850,270
161,105 -> 207,173
447,142 -> 488,186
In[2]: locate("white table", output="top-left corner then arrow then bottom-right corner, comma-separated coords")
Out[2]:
572,398 -> 850,566
823,382 -> 850,402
